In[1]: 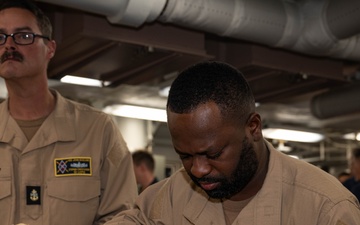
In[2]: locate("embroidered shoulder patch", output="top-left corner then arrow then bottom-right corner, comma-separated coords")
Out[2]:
54,157 -> 92,177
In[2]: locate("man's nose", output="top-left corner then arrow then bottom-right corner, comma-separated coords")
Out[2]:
190,155 -> 211,178
3,36 -> 17,50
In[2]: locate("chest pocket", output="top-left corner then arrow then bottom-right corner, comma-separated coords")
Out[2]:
0,179 -> 11,200
0,165 -> 12,200
48,179 -> 100,201
0,166 -> 12,223
46,178 -> 101,225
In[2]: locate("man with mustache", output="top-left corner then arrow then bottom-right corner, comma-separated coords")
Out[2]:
0,0 -> 137,224
107,61 -> 360,225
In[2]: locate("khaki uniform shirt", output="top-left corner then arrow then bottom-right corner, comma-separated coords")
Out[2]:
0,91 -> 137,225
107,141 -> 360,225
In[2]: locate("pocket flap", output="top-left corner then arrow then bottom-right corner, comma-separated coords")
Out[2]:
48,179 -> 100,202
0,180 -> 11,200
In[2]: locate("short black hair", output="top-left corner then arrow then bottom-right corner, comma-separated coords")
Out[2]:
0,0 -> 52,38
167,61 -> 255,124
132,150 -> 155,172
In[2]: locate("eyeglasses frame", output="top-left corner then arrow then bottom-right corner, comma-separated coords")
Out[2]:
0,32 -> 50,46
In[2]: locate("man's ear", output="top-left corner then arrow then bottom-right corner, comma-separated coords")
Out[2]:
47,40 -> 56,59
246,113 -> 262,142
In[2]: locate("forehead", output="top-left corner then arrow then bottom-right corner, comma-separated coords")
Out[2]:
0,7 -> 39,33
167,102 -> 239,152
168,102 -> 223,134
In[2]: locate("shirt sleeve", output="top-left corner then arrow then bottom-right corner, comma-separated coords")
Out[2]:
319,198 -> 360,225
94,116 -> 138,224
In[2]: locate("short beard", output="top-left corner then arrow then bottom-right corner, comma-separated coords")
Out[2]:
189,138 -> 259,199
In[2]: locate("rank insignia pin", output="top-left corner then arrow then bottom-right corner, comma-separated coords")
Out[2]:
30,189 -> 39,201
26,186 -> 41,205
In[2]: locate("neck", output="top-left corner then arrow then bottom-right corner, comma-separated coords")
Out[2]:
230,142 -> 269,201
140,174 -> 155,192
6,78 -> 55,120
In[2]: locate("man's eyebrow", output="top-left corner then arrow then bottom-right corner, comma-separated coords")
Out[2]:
14,26 -> 33,32
174,147 -> 213,156
174,148 -> 191,156
0,26 -> 33,34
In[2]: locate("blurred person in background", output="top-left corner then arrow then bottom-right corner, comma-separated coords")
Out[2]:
338,171 -> 351,183
132,150 -> 159,193
0,0 -> 137,224
343,147 -> 360,201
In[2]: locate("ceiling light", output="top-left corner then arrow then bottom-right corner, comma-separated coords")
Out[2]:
262,127 -> 324,143
343,132 -> 360,141
103,104 -> 167,122
60,75 -> 110,87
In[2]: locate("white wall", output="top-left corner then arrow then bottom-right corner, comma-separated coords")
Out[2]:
0,78 -> 8,100
115,116 -> 148,152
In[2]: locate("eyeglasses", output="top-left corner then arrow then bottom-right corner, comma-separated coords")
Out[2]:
0,32 -> 50,45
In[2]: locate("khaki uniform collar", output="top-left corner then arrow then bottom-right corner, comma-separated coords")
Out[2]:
0,90 -> 76,152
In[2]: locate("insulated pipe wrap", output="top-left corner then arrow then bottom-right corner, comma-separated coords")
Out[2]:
225,0 -> 287,45
159,0 -> 287,46
310,83 -> 360,119
37,0 -> 360,62
37,0 -> 127,17
326,0 -> 360,39
37,0 -> 167,27
292,0 -> 334,54
159,0 -> 236,34
108,0 -> 167,26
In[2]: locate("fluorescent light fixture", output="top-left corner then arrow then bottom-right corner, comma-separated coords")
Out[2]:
103,104 -> 167,122
60,75 -> 110,87
263,128 -> 324,143
343,132 -> 360,141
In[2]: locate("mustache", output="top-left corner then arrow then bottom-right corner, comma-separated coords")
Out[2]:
1,51 -> 24,63
190,173 -> 224,184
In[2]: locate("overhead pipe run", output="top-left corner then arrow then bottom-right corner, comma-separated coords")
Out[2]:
158,0 -> 360,61
310,83 -> 360,119
38,0 -> 360,62
36,0 -> 167,27
159,0 -> 289,47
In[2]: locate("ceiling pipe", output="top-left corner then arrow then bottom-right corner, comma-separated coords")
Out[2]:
158,0 -> 360,61
326,0 -> 360,39
310,83 -> 360,119
289,0 -> 360,60
36,0 -> 167,27
159,0 -> 290,47
37,0 -> 360,62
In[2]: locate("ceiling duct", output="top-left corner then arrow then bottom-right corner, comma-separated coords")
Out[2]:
310,83 -> 360,119
36,0 -> 167,27
38,0 -> 360,62
158,0 -> 360,61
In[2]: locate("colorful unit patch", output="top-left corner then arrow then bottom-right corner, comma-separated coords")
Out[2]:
54,157 -> 92,177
